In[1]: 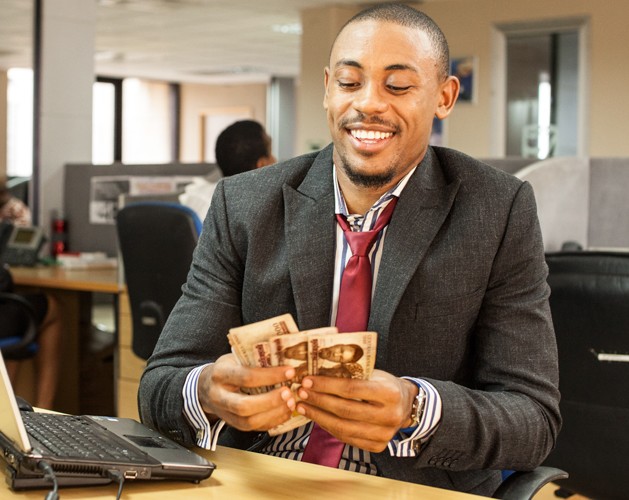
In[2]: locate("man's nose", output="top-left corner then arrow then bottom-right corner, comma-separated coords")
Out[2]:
353,82 -> 389,115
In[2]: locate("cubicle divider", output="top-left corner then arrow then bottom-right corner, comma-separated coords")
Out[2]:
63,162 -> 220,257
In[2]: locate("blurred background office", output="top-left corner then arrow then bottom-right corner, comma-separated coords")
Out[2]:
2,3 -> 629,499
2,0 -> 629,232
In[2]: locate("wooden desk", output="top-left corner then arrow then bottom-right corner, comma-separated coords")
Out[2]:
0,445 -> 482,499
10,266 -> 123,414
11,266 -> 121,294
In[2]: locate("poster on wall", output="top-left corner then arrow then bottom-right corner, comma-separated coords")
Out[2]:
450,56 -> 476,103
89,175 -> 197,224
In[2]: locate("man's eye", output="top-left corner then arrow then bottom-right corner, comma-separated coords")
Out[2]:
337,80 -> 359,89
387,84 -> 412,92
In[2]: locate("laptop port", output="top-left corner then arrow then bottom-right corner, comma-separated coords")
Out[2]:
124,470 -> 138,479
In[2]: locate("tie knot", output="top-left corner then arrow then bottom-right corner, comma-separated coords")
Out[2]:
340,228 -> 380,256
335,197 -> 398,257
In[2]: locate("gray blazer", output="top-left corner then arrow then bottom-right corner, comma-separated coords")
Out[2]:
139,144 -> 561,496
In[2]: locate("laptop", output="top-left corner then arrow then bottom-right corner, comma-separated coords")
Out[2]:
0,353 -> 215,491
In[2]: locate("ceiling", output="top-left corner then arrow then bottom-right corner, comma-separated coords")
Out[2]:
0,0 -> 441,85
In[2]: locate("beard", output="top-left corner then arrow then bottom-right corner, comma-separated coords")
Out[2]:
336,148 -> 397,189
335,113 -> 401,188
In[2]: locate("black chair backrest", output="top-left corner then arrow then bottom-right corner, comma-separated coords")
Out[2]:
543,251 -> 629,500
0,264 -> 39,359
116,202 -> 201,360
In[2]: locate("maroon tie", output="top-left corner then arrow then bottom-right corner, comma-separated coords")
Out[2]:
301,197 -> 398,467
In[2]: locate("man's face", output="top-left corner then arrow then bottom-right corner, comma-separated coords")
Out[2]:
284,342 -> 307,360
324,20 -> 457,190
319,344 -> 358,363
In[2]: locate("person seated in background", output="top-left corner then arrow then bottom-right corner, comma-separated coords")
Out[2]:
179,119 -> 276,221
0,180 -> 63,409
0,181 -> 30,226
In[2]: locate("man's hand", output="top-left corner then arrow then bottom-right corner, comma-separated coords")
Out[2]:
198,353 -> 297,432
296,369 -> 419,452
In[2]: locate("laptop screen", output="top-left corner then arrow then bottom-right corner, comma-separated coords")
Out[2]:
0,353 -> 33,453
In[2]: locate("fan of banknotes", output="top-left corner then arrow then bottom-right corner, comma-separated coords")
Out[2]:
227,314 -> 377,436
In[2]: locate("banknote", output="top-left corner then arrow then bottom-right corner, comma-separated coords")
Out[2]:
227,313 -> 299,368
251,341 -> 273,393
308,331 -> 377,381
226,316 -> 377,436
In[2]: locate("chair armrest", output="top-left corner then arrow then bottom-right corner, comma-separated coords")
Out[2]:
493,466 -> 569,500
0,292 -> 39,357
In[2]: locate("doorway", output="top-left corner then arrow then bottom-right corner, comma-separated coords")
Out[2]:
495,18 -> 588,158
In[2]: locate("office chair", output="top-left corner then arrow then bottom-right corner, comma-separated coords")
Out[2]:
116,202 -> 202,360
541,251 -> 629,500
493,466 -> 568,500
0,265 -> 39,359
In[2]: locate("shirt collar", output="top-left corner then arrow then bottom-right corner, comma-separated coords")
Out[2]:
333,164 -> 417,219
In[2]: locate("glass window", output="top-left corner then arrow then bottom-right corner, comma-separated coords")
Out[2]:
7,68 -> 33,177
122,78 -> 172,163
93,80 -> 116,164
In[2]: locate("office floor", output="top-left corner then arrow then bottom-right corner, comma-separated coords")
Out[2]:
93,302 -> 116,333
80,301 -> 117,415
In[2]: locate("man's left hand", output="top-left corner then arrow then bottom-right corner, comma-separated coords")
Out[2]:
296,369 -> 419,452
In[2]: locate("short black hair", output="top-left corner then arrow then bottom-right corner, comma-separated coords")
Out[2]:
214,120 -> 270,177
336,3 -> 450,81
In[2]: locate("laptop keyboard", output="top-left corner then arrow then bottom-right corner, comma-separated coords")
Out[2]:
22,413 -> 147,463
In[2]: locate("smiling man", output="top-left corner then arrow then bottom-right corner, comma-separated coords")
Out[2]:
139,4 -> 560,496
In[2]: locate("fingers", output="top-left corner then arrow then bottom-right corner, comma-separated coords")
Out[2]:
297,385 -> 403,429
294,371 -> 417,450
219,387 -> 296,431
211,354 -> 296,389
198,355 -> 298,432
297,400 -> 393,453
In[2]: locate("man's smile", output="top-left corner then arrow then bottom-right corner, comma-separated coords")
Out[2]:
349,129 -> 394,141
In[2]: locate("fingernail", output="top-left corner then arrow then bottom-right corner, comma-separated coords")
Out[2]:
298,389 -> 308,400
280,389 -> 291,401
286,398 -> 296,411
301,378 -> 313,389
285,368 -> 295,379
296,406 -> 306,415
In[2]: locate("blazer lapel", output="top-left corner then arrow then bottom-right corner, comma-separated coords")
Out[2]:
284,146 -> 336,330
370,148 -> 461,365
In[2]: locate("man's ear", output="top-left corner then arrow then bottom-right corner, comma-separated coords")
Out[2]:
323,67 -> 330,110
435,76 -> 460,120
256,156 -> 273,169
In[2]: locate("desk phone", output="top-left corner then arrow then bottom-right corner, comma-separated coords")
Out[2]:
0,224 -> 46,267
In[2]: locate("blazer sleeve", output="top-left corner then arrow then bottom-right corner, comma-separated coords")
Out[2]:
138,180 -> 243,447
416,180 -> 561,471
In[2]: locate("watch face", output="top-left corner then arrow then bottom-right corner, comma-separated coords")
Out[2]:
411,390 -> 426,424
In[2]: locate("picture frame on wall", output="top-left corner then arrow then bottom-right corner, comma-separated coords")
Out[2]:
450,56 -> 476,103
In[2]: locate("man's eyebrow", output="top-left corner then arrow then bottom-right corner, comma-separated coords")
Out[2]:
333,60 -> 419,74
334,59 -> 362,69
385,63 -> 419,73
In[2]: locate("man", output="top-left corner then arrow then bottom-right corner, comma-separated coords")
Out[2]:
140,4 -> 560,495
179,119 -> 276,220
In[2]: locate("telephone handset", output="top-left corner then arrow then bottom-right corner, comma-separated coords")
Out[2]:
0,223 -> 47,267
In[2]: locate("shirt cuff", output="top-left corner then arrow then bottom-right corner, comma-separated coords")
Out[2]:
387,377 -> 442,458
182,363 -> 226,450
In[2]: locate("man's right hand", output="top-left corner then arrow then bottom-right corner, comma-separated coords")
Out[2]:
197,353 -> 296,431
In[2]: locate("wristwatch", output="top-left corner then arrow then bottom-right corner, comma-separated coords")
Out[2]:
408,388 -> 427,428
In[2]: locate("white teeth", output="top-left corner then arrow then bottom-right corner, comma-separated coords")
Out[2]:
350,129 -> 393,140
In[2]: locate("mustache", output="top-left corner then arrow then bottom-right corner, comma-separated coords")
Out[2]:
338,113 -> 399,132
